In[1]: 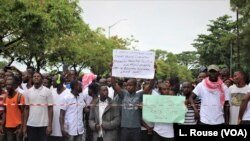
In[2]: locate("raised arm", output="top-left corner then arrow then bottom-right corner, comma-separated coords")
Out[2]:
110,63 -> 123,95
111,76 -> 123,95
143,64 -> 156,93
238,93 -> 250,124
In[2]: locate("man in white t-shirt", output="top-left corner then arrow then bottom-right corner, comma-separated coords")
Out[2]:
190,64 -> 230,125
229,70 -> 250,125
23,72 -> 53,141
238,92 -> 250,124
50,74 -> 71,141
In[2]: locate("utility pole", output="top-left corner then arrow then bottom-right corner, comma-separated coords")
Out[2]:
108,19 -> 127,38
230,41 -> 233,77
236,9 -> 240,69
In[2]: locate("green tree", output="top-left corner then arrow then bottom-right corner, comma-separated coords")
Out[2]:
152,49 -> 193,81
0,61 -> 8,69
0,0 -> 87,71
47,22 -> 94,74
176,51 -> 199,68
230,0 -> 250,71
0,0 -> 24,50
192,15 -> 236,67
87,29 -> 129,76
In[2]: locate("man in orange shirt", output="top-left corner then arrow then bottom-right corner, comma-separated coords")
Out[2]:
0,76 -> 25,141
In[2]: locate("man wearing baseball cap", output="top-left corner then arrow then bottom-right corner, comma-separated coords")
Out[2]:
207,64 -> 220,72
189,64 -> 230,125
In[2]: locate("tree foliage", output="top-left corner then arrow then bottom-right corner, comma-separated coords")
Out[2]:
0,0 -> 129,74
0,0 -> 86,71
192,15 -> 236,67
230,0 -> 250,71
152,49 -> 193,81
176,51 -> 199,68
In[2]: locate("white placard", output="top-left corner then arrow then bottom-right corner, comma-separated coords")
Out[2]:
112,49 -> 155,79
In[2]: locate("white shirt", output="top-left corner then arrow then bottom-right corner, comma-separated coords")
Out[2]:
141,119 -> 154,131
228,84 -> 250,125
16,87 -> 25,95
60,92 -> 86,136
51,88 -> 70,136
242,88 -> 250,121
242,102 -> 250,121
82,87 -> 93,106
25,86 -> 53,127
21,83 -> 28,92
108,87 -> 114,99
153,123 -> 174,138
193,81 -> 229,125
151,90 -> 174,138
98,99 -> 108,137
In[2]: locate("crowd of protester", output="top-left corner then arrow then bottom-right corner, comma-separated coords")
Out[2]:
0,64 -> 249,141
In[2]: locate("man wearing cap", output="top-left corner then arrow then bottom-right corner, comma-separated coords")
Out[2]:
189,64 -> 230,125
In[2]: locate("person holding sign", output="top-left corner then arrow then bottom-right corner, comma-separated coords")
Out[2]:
111,65 -> 155,141
140,80 -> 158,141
152,77 -> 180,141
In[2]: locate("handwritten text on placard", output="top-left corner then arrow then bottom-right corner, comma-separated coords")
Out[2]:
112,49 -> 155,79
143,95 -> 186,123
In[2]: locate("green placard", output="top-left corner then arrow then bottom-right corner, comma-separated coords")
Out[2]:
143,95 -> 187,123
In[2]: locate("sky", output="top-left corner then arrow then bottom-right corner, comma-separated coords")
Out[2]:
9,0 -> 236,72
79,0 -> 236,54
